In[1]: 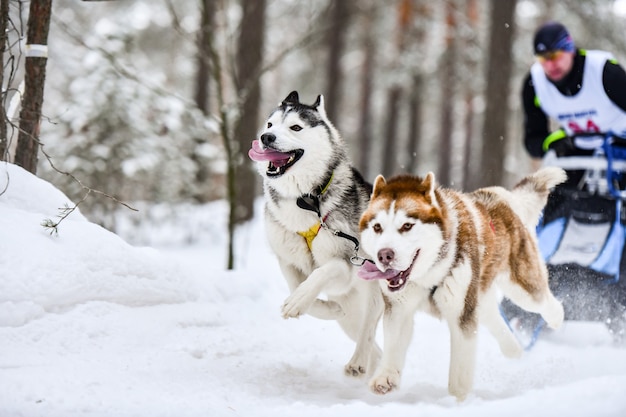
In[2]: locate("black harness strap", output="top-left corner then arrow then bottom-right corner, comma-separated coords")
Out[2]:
296,175 -> 369,266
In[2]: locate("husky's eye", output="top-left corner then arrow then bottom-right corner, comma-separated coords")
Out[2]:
290,125 -> 302,132
400,223 -> 414,232
373,223 -> 382,233
267,122 -> 272,128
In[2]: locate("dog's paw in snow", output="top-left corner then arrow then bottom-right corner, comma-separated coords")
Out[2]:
369,369 -> 400,394
344,363 -> 366,378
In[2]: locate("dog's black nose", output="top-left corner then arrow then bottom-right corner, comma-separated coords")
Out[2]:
260,133 -> 276,146
378,248 -> 395,266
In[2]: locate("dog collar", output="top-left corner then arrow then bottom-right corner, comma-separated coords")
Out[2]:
296,171 -> 334,216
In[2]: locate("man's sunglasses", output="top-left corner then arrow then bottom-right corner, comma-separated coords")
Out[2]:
535,50 -> 565,63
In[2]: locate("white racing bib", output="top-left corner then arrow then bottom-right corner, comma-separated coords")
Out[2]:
531,50 -> 626,138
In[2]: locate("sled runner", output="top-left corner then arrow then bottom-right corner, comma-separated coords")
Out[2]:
501,132 -> 626,348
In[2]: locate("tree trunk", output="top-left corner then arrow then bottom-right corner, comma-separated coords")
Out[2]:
381,86 -> 402,178
233,0 -> 266,225
357,7 -> 374,178
406,0 -> 430,176
191,0 -> 216,202
381,0 -> 412,178
461,0 -> 479,190
475,0 -> 517,188
324,0 -> 351,124
0,0 -> 8,160
194,0 -> 215,114
437,0 -> 457,187
406,73 -> 422,175
14,0 -> 52,174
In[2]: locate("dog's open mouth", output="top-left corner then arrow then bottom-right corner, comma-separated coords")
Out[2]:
358,250 -> 420,292
248,140 -> 304,177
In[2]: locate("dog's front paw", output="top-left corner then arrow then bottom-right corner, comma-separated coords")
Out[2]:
344,363 -> 366,378
281,288 -> 316,319
344,343 -> 379,378
448,384 -> 469,402
369,369 -> 401,395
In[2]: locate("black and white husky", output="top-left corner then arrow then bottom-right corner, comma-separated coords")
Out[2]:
248,91 -> 383,377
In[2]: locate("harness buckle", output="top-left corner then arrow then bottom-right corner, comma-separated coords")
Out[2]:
350,255 -> 368,266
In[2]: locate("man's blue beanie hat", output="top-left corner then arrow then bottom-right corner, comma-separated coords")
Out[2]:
533,21 -> 575,54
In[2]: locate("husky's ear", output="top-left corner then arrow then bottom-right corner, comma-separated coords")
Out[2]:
283,91 -> 300,106
423,172 -> 438,205
372,175 -> 386,198
313,95 -> 328,119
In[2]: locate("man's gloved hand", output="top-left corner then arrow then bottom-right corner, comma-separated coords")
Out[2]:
548,136 -> 575,156
542,129 -> 574,157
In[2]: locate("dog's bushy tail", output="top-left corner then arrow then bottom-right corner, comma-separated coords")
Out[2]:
512,167 -> 567,230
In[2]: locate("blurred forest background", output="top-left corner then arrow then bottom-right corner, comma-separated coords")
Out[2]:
2,0 -> 626,266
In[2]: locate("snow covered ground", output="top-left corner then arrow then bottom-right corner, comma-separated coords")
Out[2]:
1,161 -> 626,417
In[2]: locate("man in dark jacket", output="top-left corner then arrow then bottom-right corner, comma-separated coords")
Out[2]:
512,22 -> 626,341
522,21 -> 626,166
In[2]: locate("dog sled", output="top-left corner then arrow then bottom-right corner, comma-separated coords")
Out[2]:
501,132 -> 626,347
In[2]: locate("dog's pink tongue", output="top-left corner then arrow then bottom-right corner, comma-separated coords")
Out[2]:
358,260 -> 401,281
248,140 -> 291,167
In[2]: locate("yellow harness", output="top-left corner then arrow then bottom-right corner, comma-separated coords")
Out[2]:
296,173 -> 334,251
297,222 -> 323,250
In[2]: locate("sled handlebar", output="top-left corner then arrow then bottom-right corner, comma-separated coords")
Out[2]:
543,131 -> 626,170
542,132 -> 626,198
542,152 -> 626,171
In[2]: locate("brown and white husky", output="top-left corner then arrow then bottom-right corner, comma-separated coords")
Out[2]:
358,168 -> 566,400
